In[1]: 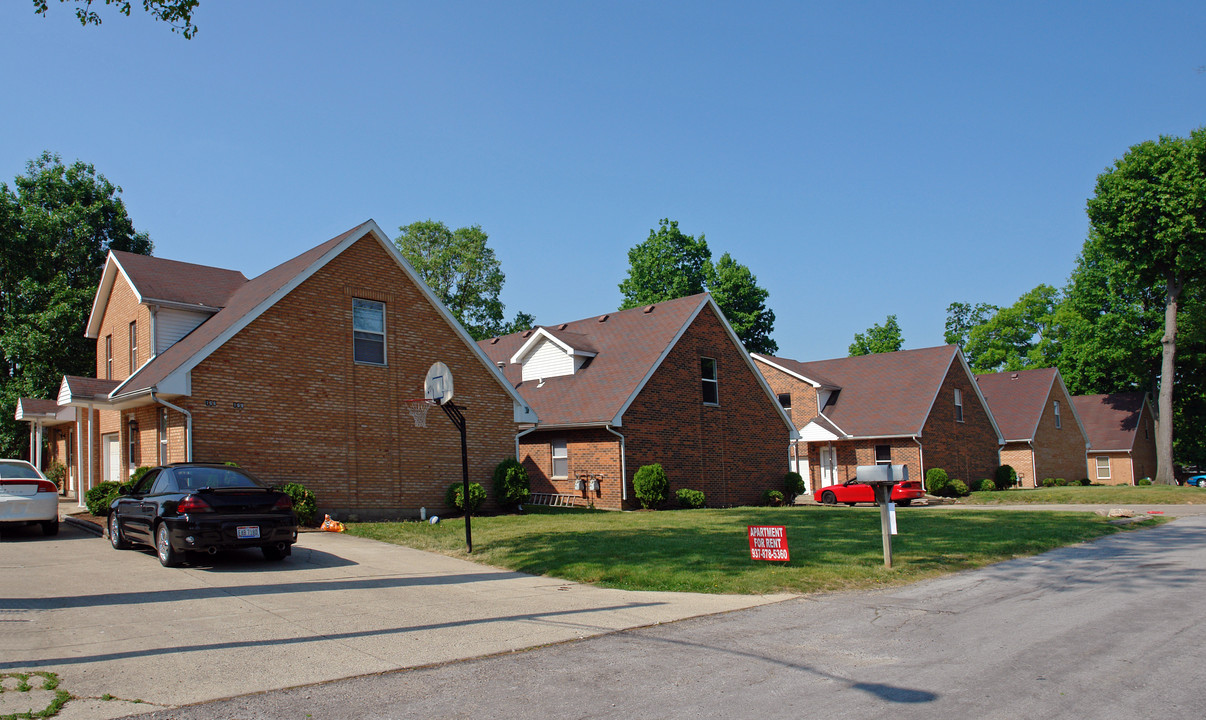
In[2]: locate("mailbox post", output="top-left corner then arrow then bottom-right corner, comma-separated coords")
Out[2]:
854,464 -> 909,568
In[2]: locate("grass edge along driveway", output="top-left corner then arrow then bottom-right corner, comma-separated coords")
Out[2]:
347,506 -> 1161,596
963,484 -> 1206,505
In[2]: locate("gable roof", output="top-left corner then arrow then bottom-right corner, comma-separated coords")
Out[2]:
754,345 -> 1002,441
975,368 -> 1058,442
479,294 -> 794,435
102,221 -> 534,422
1072,392 -> 1150,452
86,251 -> 248,337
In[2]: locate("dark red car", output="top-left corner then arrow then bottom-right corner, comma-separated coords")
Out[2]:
815,479 -> 925,507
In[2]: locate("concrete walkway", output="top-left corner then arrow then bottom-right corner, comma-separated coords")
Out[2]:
1,522 -> 790,719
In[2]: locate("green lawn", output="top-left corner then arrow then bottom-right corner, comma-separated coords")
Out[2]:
346,505 -> 1158,595
964,485 -> 1206,505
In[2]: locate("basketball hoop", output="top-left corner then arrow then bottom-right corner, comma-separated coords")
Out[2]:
406,399 -> 433,427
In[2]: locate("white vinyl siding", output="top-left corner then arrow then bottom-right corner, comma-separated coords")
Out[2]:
520,338 -> 575,382
156,308 -> 213,353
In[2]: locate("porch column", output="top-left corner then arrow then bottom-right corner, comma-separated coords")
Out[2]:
35,421 -> 43,468
87,403 -> 95,500
76,415 -> 86,508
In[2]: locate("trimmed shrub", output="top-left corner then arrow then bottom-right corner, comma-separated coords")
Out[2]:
1079,478 -> 1092,486
977,478 -> 996,493
445,482 -> 487,513
85,481 -> 123,516
1042,477 -> 1058,488
676,488 -> 706,509
280,482 -> 317,526
1137,477 -> 1153,486
492,458 -> 531,509
633,464 -> 670,509
925,468 -> 949,496
994,464 -> 1017,491
45,461 -> 66,491
762,489 -> 785,506
784,472 -> 805,499
949,478 -> 969,497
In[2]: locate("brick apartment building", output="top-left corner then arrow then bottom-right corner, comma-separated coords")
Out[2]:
478,294 -> 797,509
14,220 -> 534,519
976,368 -> 1090,487
752,346 -> 1004,493
1072,392 -> 1158,485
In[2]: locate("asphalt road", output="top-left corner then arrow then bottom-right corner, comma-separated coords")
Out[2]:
127,515 -> 1206,720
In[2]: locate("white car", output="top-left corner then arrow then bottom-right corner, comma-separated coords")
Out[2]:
0,459 -> 59,536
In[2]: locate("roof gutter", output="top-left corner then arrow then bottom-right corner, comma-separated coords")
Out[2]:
151,390 -> 192,462
514,425 -> 538,463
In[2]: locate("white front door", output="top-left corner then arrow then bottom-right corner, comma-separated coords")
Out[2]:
102,433 -> 120,483
819,446 -> 837,488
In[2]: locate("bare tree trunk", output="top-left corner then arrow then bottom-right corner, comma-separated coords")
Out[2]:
1155,275 -> 1182,485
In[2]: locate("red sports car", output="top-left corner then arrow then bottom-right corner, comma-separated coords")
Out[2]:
815,479 -> 925,507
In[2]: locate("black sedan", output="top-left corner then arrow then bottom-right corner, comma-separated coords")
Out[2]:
108,463 -> 297,567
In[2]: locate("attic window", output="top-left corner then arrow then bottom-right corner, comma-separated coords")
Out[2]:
1054,400 -> 1062,429
777,393 -> 791,410
701,357 -> 719,405
954,388 -> 964,423
643,305 -> 655,314
352,298 -> 386,365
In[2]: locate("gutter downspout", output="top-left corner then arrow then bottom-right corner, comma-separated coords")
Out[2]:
151,391 -> 192,462
913,437 -> 925,493
514,426 -> 538,463
604,426 -> 627,503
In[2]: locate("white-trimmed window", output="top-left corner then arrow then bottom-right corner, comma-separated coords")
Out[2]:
129,321 -> 138,374
875,445 -> 891,465
352,299 -> 386,365
777,393 -> 791,410
127,418 -> 139,473
551,440 -> 568,479
105,335 -> 113,379
1054,400 -> 1062,429
1095,456 -> 1110,480
701,358 -> 719,405
954,388 -> 964,423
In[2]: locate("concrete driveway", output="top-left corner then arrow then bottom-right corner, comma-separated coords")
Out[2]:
0,522 -> 789,719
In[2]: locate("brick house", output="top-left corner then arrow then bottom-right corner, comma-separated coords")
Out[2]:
14,220 -> 535,519
976,368 -> 1090,487
752,345 -> 1003,493
1071,392 -> 1158,485
477,294 -> 797,510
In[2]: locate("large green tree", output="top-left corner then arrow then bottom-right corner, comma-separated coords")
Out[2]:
1,152 -> 153,458
1084,128 -> 1206,484
944,301 -> 997,348
848,315 -> 904,356
961,285 -> 1061,373
618,219 -> 777,353
32,0 -> 199,38
394,220 -> 532,341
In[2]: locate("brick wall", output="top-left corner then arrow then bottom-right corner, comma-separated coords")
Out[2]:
999,444 -> 1035,487
920,358 -> 1001,486
1031,382 -> 1089,484
520,428 -> 622,507
166,235 -> 519,520
621,304 -> 790,508
94,275 -> 151,380
1089,452 -> 1135,485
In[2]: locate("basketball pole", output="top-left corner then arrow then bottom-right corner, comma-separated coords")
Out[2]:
440,402 -> 472,553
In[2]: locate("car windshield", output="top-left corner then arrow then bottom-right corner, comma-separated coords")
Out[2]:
174,467 -> 263,491
0,461 -> 41,479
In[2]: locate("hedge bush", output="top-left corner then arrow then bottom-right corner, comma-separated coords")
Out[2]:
85,481 -> 123,516
948,478 -> 969,497
994,464 -> 1017,491
445,482 -> 486,513
676,488 -> 706,509
633,464 -> 669,509
762,489 -> 785,506
1042,477 -> 1059,488
492,458 -> 530,509
784,472 -> 805,499
1137,477 -> 1153,486
280,482 -> 317,526
977,478 -> 996,492
1079,478 -> 1092,486
925,468 -> 949,496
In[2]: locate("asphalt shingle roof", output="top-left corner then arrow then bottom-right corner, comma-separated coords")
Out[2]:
478,295 -> 709,426
975,368 -> 1058,442
112,250 -> 248,309
1072,392 -> 1147,451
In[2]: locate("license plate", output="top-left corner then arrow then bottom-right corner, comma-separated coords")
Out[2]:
236,526 -> 260,540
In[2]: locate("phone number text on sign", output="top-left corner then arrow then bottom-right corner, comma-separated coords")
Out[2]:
747,525 -> 790,561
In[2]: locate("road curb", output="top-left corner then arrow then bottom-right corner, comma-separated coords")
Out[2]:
64,514 -> 104,537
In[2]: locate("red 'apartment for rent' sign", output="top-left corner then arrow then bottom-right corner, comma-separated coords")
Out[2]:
748,525 -> 790,561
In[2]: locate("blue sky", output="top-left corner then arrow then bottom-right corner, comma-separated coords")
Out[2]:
2,1 -> 1203,362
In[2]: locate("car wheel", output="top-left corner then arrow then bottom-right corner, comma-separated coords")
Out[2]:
262,545 -> 288,561
109,513 -> 130,549
821,491 -> 836,505
156,523 -> 181,567
41,517 -> 59,536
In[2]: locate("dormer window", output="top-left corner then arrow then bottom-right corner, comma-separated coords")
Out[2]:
512,328 -> 597,382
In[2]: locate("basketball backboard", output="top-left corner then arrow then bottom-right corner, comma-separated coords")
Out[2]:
424,362 -> 454,405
